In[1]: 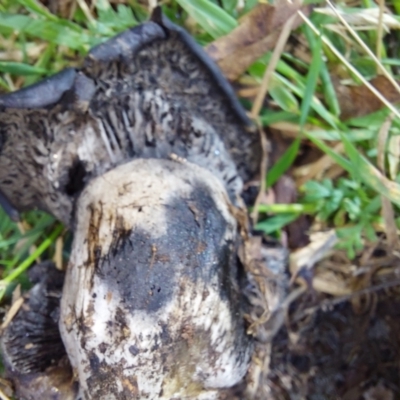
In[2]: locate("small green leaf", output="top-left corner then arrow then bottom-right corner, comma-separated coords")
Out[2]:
302,180 -> 329,200
255,213 -> 299,234
343,197 -> 361,220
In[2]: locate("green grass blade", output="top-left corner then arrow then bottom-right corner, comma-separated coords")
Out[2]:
16,0 -> 59,21
257,203 -> 315,213
260,110 -> 299,126
319,61 -> 340,117
0,14 -> 93,51
267,136 -> 301,188
305,132 -> 352,171
0,61 -> 47,76
175,0 -> 237,38
275,73 -> 339,129
0,76 -> 10,91
309,128 -> 376,142
300,27 -> 323,128
269,83 -> 299,113
0,224 -> 63,301
340,131 -> 400,207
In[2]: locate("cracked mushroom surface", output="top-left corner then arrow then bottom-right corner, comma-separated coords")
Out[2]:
0,9 -> 260,225
0,9 -> 263,400
60,158 -> 252,399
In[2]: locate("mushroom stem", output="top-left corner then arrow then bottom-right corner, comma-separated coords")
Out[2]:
59,159 -> 252,400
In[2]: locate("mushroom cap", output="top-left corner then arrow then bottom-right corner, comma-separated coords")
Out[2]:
59,158 -> 252,399
0,10 -> 260,225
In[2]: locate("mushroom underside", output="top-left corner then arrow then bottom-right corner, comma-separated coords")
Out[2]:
0,10 -> 260,226
1,262 -> 76,400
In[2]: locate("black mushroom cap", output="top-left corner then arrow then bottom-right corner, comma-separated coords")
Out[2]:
59,159 -> 252,399
0,8 -> 260,226
1,262 -> 77,400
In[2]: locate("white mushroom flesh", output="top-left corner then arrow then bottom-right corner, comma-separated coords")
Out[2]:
59,158 -> 252,400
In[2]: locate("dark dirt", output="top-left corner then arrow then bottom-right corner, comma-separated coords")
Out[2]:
263,282 -> 400,399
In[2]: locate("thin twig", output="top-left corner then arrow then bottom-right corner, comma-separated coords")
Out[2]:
0,296 -> 24,331
250,12 -> 298,224
76,0 -> 96,26
293,278 -> 400,322
0,389 -> 10,400
251,124 -> 268,225
250,13 -> 297,119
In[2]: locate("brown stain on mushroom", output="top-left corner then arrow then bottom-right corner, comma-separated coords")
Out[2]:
196,241 -> 207,254
149,244 -> 157,270
121,377 -> 139,396
161,326 -> 218,398
86,202 -> 103,265
106,291 -> 112,304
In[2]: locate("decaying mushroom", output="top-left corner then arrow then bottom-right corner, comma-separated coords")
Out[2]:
0,9 -> 268,400
0,8 -> 260,226
3,159 -> 254,399
61,159 -> 252,399
1,262 -> 76,400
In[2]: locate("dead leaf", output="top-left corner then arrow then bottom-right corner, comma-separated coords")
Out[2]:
0,387 -> 11,400
1,296 -> 24,331
205,1 -> 310,81
11,284 -> 21,304
336,75 -> 400,120
294,143 -> 345,187
290,229 -> 337,276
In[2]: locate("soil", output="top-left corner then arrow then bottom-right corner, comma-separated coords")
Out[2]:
257,251 -> 400,400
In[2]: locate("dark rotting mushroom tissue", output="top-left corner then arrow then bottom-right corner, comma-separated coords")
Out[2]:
0,8 -> 267,400
0,7 -> 260,226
